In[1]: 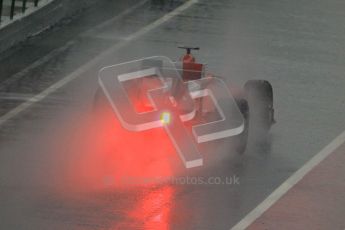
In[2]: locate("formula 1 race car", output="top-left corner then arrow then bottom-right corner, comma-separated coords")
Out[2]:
93,47 -> 275,168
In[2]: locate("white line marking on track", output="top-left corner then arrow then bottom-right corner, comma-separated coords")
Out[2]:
0,41 -> 76,91
230,129 -> 345,230
0,0 -> 198,127
81,0 -> 149,37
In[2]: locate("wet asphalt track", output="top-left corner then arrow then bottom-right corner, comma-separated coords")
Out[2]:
1,0 -> 345,229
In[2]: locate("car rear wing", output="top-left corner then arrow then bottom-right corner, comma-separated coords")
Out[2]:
173,61 -> 207,81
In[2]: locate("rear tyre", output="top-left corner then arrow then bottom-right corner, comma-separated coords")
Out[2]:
234,98 -> 249,154
244,80 -> 274,139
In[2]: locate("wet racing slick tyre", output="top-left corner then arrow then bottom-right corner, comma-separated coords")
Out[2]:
244,80 -> 274,140
234,98 -> 249,154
